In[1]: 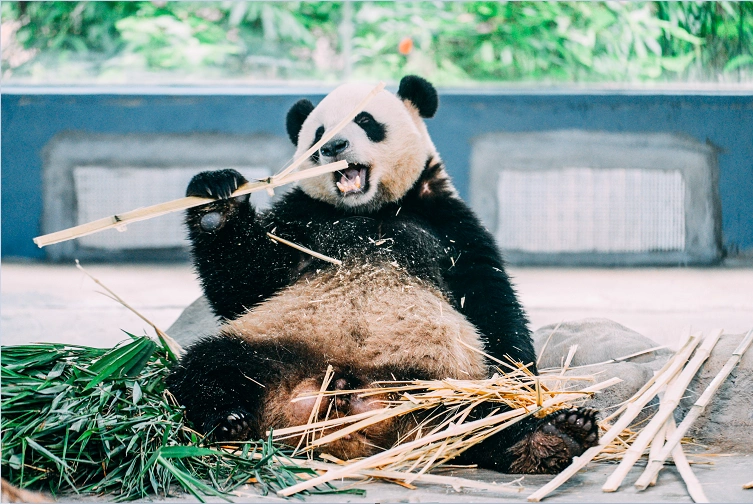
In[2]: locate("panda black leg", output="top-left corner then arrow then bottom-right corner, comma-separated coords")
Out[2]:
167,336 -> 275,441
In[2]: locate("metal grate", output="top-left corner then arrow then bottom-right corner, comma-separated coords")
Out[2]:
74,166 -> 271,249
496,168 -> 686,253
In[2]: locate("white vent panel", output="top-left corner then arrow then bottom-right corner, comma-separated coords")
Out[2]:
496,168 -> 685,253
74,166 -> 271,249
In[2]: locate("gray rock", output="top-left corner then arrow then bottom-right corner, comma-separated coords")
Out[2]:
533,317 -> 672,369
166,295 -> 220,347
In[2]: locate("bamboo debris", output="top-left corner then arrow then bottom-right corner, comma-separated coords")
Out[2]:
277,376 -> 620,497
266,232 -> 342,265
664,417 -> 709,503
526,332 -> 702,502
635,327 -> 753,491
744,481 -> 753,490
75,260 -> 184,358
602,329 -> 722,492
33,160 -> 348,248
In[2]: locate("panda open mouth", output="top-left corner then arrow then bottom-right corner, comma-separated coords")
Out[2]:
335,164 -> 369,195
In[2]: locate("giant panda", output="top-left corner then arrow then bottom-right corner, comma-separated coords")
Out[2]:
167,76 -> 599,474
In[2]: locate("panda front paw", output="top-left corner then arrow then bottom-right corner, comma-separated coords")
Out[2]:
187,169 -> 248,200
211,410 -> 253,442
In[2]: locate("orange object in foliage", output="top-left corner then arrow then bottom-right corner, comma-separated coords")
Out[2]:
398,37 -> 414,55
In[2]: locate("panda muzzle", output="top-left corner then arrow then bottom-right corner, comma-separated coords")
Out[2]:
336,164 -> 369,195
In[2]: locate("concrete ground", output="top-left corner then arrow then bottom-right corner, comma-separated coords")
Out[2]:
1,260 -> 752,502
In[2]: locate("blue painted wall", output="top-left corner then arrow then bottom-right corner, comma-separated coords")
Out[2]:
2,91 -> 752,259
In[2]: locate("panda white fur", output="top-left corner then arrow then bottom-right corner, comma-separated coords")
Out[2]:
167,76 -> 598,473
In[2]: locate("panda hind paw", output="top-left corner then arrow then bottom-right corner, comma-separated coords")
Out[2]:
508,407 -> 599,474
186,169 -> 248,200
212,410 -> 253,441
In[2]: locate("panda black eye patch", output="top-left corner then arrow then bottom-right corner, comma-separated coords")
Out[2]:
354,112 -> 386,143
310,126 -> 325,162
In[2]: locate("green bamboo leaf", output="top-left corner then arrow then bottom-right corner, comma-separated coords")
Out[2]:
25,437 -> 72,472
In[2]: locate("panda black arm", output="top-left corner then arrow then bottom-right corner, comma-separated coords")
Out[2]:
402,165 -> 536,372
185,169 -> 302,320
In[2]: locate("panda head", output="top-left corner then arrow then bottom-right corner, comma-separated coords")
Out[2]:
286,75 -> 440,211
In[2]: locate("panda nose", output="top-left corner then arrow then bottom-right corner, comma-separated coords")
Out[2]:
320,138 -> 349,157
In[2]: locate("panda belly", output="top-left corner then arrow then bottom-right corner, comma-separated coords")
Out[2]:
223,261 -> 488,380
219,262 -> 488,457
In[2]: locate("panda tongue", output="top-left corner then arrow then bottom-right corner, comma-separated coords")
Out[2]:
337,167 -> 364,194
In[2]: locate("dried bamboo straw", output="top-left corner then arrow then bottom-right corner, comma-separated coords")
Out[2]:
602,329 -> 722,492
526,333 -> 701,502
744,481 -> 753,490
664,417 -> 709,503
33,160 -> 348,247
279,378 -> 620,497
543,345 -> 667,373
635,327 -> 753,491
301,459 -> 526,494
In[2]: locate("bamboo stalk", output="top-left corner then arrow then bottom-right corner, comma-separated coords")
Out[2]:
278,378 -> 620,497
665,417 -> 709,503
536,321 -> 562,368
33,160 -> 348,248
646,417 -> 669,487
743,481 -> 753,490
526,333 -> 701,502
266,233 -> 342,266
635,327 -> 753,491
602,329 -> 722,492
75,260 -> 184,358
602,329 -> 693,424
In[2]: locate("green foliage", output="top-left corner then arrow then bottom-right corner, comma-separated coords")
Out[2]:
0,336 -> 359,501
2,1 -> 751,84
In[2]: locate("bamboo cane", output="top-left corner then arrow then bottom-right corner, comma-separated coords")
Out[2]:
646,416 -> 669,487
33,81 -> 387,249
33,160 -> 348,247
635,327 -> 753,491
665,417 -> 708,503
602,329 -> 722,492
526,333 -> 701,502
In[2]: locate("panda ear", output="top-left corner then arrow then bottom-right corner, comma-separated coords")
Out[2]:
397,75 -> 438,118
286,99 -> 315,146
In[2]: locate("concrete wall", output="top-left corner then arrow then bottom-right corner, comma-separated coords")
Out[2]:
2,88 -> 752,260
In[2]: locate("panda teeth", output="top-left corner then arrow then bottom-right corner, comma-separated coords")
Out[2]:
336,181 -> 347,193
355,175 -> 361,189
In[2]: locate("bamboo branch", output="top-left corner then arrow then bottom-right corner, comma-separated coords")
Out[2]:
33,160 -> 348,248
602,329 -> 722,492
526,333 -> 701,502
266,233 -> 341,266
635,327 -> 753,491
665,417 -> 708,503
75,260 -> 183,359
34,82 -> 386,249
646,416 -> 669,487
